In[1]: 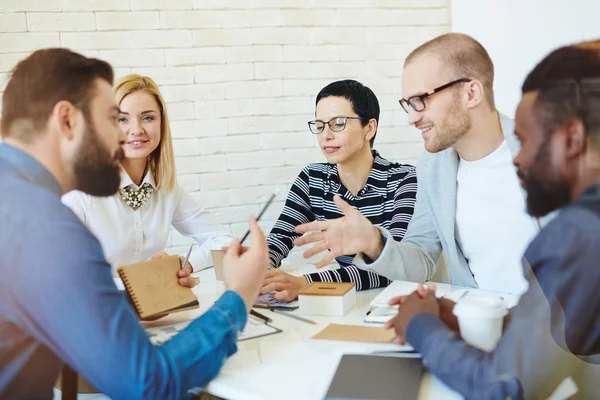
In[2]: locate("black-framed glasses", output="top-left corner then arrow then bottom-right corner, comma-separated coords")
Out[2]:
307,116 -> 363,134
399,78 -> 472,113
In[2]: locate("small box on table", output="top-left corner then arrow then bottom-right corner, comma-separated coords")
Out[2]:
298,282 -> 356,316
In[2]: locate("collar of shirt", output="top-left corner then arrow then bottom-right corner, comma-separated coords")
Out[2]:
324,150 -> 389,199
578,180 -> 600,202
0,143 -> 62,198
119,166 -> 157,190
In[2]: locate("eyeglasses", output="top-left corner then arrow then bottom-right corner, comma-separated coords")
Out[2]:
307,116 -> 363,134
399,78 -> 472,113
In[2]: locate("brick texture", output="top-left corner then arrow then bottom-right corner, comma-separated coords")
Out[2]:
0,1 -> 448,255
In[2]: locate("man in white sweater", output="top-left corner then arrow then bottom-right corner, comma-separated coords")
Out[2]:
294,33 -> 553,294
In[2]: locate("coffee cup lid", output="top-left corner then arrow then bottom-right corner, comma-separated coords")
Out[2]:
453,293 -> 508,319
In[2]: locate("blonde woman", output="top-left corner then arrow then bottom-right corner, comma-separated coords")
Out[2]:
62,74 -> 229,287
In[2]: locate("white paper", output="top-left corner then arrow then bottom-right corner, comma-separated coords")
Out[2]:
364,306 -> 398,324
238,316 -> 280,341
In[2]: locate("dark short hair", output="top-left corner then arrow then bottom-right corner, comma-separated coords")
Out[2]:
316,79 -> 380,148
522,41 -> 600,146
1,48 -> 114,141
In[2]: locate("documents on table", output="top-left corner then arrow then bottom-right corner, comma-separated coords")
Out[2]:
370,280 -> 521,309
238,315 -> 281,341
145,314 -> 282,344
364,306 -> 398,324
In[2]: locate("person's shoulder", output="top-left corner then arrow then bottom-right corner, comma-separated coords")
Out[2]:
527,204 -> 600,263
162,181 -> 184,200
414,145 -> 452,174
2,181 -> 101,262
61,189 -> 92,208
304,161 -> 330,171
0,163 -> 107,280
300,162 -> 331,178
1,174 -> 65,218
542,204 -> 599,236
374,152 -> 416,181
2,172 -> 93,232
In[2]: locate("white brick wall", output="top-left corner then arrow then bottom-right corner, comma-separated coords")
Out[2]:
0,1 -> 449,257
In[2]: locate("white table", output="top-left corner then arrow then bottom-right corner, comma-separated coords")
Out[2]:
182,264 -> 466,400
56,263 -> 499,400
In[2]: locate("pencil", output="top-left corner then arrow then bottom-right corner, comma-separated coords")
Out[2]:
240,191 -> 277,244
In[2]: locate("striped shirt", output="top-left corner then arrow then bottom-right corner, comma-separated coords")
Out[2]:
267,151 -> 417,291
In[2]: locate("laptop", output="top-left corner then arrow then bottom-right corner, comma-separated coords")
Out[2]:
324,354 -> 424,400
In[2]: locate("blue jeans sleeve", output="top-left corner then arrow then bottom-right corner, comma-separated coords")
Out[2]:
12,220 -> 248,400
406,313 -> 524,400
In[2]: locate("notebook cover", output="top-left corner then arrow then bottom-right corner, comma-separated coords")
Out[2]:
117,255 -> 199,320
312,323 -> 396,343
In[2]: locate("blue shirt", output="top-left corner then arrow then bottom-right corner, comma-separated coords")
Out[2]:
0,144 -> 248,399
406,182 -> 600,399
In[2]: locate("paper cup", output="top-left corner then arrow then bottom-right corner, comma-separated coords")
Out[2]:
211,249 -> 225,281
453,293 -> 508,352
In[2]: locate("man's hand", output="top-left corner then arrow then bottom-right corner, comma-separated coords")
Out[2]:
293,195 -> 384,268
384,285 -> 440,345
147,251 -> 197,288
222,216 -> 270,311
260,269 -> 309,302
437,297 -> 459,334
387,284 -> 459,334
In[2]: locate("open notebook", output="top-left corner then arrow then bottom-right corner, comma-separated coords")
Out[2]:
117,255 -> 199,320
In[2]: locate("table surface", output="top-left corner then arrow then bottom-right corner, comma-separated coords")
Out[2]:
55,263 -> 519,400
189,264 -> 465,400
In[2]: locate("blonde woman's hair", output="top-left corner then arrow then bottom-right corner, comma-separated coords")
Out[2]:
114,74 -> 176,192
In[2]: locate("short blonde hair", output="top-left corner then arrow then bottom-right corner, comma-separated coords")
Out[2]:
405,33 -> 496,109
114,74 -> 176,192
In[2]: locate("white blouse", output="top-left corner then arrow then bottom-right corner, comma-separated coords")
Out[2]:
62,169 -> 230,276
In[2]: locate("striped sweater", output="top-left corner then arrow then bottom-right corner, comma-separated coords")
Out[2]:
267,151 -> 417,291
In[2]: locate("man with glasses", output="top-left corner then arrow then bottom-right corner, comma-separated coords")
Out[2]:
294,33 -> 551,295
260,79 -> 417,302
385,40 -> 600,400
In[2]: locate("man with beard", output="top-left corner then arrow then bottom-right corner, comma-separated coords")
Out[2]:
294,33 -> 553,295
0,49 -> 269,399
385,41 -> 600,399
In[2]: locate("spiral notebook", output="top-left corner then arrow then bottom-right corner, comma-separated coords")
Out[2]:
117,255 -> 199,320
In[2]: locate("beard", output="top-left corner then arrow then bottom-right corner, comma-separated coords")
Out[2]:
518,141 -> 571,217
73,119 -> 124,197
425,99 -> 472,153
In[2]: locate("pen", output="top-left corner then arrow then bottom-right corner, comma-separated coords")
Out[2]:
181,243 -> 193,270
250,309 -> 272,323
271,308 -> 317,325
240,191 -> 277,244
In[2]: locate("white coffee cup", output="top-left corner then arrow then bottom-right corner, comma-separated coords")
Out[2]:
452,292 -> 508,352
207,237 -> 234,281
